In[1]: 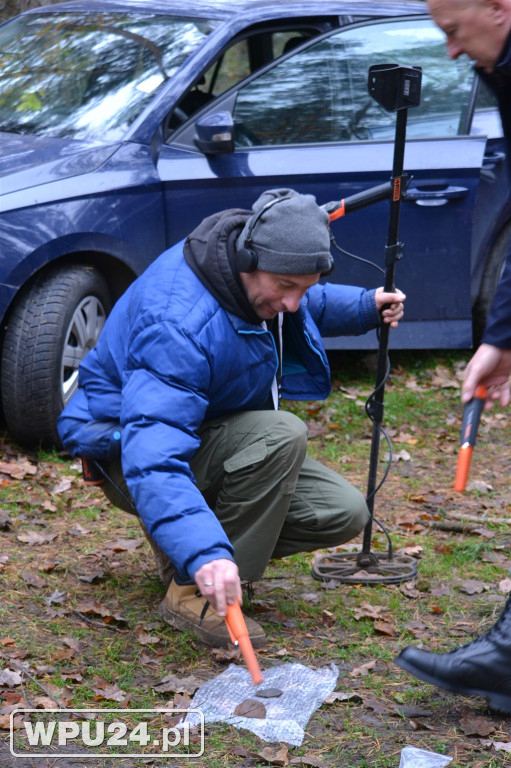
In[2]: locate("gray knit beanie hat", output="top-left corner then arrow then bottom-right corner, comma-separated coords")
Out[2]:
236,188 -> 333,274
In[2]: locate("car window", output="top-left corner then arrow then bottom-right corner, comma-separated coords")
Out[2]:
204,32 -> 310,93
165,28 -> 318,135
471,78 -> 502,138
205,38 -> 252,95
0,12 -> 219,140
232,18 -> 476,146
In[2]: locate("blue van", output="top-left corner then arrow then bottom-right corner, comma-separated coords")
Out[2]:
0,0 -> 508,445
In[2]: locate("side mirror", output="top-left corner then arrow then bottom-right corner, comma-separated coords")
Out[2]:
194,111 -> 234,155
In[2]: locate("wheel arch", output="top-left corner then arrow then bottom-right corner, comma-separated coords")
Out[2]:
0,236 -> 141,331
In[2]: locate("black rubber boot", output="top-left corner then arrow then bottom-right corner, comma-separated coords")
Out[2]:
394,597 -> 511,714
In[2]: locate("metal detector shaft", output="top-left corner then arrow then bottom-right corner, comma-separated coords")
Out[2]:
312,64 -> 421,585
361,107 -> 407,559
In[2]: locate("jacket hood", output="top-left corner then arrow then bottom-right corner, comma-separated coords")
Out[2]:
183,207 -> 261,324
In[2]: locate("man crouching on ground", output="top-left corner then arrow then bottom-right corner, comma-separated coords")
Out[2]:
58,188 -> 405,648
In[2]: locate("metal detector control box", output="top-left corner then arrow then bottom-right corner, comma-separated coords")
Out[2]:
368,64 -> 422,112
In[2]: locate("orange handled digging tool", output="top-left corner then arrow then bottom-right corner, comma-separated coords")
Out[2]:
454,384 -> 487,492
225,601 -> 263,685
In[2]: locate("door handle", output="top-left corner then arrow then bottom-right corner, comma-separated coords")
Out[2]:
404,185 -> 469,206
483,150 -> 506,169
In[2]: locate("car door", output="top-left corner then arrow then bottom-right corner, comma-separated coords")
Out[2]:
158,16 -> 496,350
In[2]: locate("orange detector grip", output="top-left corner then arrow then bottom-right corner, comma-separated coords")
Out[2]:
454,385 -> 487,492
322,181 -> 393,223
328,201 -> 346,222
225,601 -> 263,685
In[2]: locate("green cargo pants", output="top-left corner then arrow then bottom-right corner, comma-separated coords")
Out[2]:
101,410 -> 369,582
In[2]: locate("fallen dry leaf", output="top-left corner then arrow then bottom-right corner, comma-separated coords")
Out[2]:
410,718 -> 435,731
300,592 -> 320,603
467,480 -> 493,493
67,523 -> 90,536
173,692 -> 192,710
152,672 -> 201,695
61,671 -> 83,683
430,365 -> 461,389
459,712 -> 496,737
0,712 -> 23,730
45,589 -> 66,606
38,560 -> 59,573
51,647 -> 76,662
349,660 -> 376,678
0,459 -> 37,479
211,646 -> 241,663
0,669 -> 23,687
74,599 -> 127,626
399,582 -> 420,599
58,638 -> 83,655
290,754 -> 331,767
51,477 -> 73,494
250,743 -> 289,766
58,685 -> 74,707
373,620 -> 397,637
352,602 -> 385,621
77,569 -> 106,583
324,690 -> 363,704
16,531 -> 57,546
484,741 -> 511,753
33,695 -> 58,710
103,537 -> 145,551
460,579 -> 486,595
92,677 -> 126,702
21,570 -> 47,588
135,627 -> 160,646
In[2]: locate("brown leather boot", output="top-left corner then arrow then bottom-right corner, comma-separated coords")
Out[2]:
158,581 -> 266,649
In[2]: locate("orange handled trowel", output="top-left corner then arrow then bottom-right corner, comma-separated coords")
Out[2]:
454,385 -> 487,492
224,601 -> 263,685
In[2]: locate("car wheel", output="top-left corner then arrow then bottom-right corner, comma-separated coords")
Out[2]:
1,265 -> 112,448
472,221 -> 511,346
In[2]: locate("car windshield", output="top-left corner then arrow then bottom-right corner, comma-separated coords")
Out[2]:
0,11 -> 218,141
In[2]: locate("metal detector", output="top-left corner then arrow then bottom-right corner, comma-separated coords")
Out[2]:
314,63 -> 422,586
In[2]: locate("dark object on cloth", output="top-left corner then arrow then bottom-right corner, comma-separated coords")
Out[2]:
256,687 -> 283,698
234,698 -> 267,719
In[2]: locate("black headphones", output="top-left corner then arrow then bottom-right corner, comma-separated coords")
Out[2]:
236,195 -> 293,273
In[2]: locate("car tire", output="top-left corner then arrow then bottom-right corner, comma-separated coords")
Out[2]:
472,220 -> 511,346
1,265 -> 112,448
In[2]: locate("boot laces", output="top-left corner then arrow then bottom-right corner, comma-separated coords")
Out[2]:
196,591 -> 210,626
242,581 -> 255,602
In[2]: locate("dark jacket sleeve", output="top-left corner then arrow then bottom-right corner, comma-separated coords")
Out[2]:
482,248 -> 511,348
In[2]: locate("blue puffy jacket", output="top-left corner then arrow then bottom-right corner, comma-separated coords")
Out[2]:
58,239 -> 380,581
